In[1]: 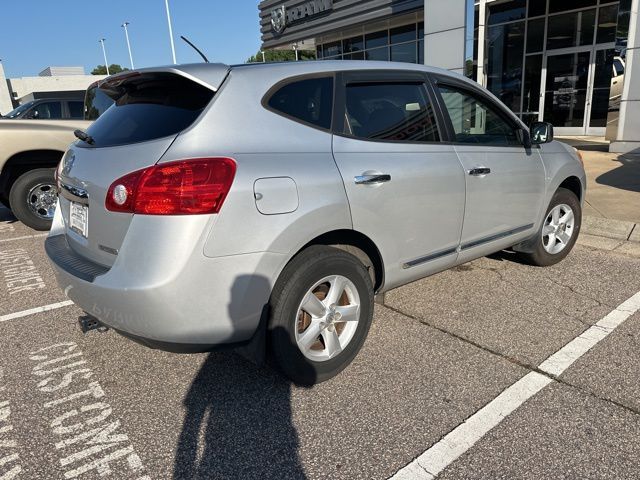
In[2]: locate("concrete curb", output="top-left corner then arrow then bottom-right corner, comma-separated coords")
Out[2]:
581,215 -> 639,243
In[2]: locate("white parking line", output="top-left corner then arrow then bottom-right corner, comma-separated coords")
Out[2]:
390,290 -> 640,480
0,234 -> 48,243
0,301 -> 74,323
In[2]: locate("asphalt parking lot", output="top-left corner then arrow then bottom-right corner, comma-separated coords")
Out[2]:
1,205 -> 640,480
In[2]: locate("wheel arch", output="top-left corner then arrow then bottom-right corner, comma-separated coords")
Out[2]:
0,149 -> 64,203
558,175 -> 583,202
295,229 -> 385,292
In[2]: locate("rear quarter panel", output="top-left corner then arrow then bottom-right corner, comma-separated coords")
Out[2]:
157,67 -> 352,264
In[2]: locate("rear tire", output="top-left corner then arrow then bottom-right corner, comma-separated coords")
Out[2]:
518,187 -> 581,267
9,168 -> 57,231
268,245 -> 374,385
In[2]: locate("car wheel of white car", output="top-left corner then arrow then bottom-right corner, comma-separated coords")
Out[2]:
518,187 -> 581,267
9,168 -> 57,231
269,245 -> 374,385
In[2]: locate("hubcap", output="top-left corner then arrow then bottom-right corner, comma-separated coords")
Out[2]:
542,203 -> 575,254
26,183 -> 57,220
294,275 -> 361,362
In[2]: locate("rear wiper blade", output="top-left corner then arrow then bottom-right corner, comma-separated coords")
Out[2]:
74,129 -> 95,145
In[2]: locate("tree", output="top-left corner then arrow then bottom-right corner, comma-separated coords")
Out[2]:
246,49 -> 316,63
91,64 -> 129,75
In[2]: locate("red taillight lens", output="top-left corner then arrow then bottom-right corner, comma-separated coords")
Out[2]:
105,158 -> 236,215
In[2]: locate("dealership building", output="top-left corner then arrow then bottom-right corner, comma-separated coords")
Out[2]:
259,0 -> 640,153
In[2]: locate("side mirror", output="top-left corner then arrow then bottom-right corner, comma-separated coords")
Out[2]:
530,121 -> 554,144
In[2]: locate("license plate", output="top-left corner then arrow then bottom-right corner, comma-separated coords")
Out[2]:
70,202 -> 88,238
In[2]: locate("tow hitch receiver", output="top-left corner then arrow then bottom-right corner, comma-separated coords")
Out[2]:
78,314 -> 109,333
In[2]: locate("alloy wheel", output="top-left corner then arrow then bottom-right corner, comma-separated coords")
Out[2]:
294,275 -> 361,362
542,203 -> 575,254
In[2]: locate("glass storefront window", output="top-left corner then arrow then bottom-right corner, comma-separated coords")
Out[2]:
528,0 -> 546,18
597,4 -> 619,44
546,9 -> 595,50
548,0 -> 596,14
344,35 -> 364,53
543,51 -> 590,127
526,18 -> 545,52
390,24 -> 416,44
488,0 -> 526,25
365,47 -> 389,61
590,48 -> 615,127
323,41 -> 342,57
486,21 -> 525,112
365,30 -> 388,49
390,42 -> 417,63
522,55 -> 542,125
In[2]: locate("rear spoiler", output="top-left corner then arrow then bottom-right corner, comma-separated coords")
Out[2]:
99,63 -> 230,95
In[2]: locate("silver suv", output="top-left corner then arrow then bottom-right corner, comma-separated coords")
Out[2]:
46,62 -> 585,384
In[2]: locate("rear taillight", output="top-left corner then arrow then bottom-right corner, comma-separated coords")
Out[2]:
106,158 -> 236,215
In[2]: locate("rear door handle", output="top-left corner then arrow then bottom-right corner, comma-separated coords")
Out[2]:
354,174 -> 391,185
467,167 -> 491,176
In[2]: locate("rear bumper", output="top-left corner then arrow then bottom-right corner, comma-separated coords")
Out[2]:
45,210 -> 286,348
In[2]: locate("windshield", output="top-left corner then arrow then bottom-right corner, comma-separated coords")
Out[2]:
3,101 -> 35,119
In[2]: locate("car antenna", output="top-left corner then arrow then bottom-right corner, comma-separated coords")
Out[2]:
180,35 -> 209,63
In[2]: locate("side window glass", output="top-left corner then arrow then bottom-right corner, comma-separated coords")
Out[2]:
267,77 -> 333,129
344,82 -> 439,142
438,85 -> 520,146
613,59 -> 624,76
32,101 -> 63,119
68,101 -> 84,119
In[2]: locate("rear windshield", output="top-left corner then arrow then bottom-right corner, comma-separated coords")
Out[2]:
79,73 -> 214,148
84,84 -> 114,121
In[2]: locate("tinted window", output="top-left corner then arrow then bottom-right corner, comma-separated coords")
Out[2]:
31,102 -> 62,119
438,85 -> 520,146
547,9 -> 595,50
68,101 -> 84,119
614,58 -> 625,75
597,4 -> 619,44
84,85 -> 115,120
344,82 -> 439,142
267,77 -> 333,129
487,0 -> 526,25
549,0 -> 596,14
82,73 -> 214,148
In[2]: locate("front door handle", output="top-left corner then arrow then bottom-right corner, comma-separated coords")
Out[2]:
354,174 -> 391,185
467,167 -> 491,176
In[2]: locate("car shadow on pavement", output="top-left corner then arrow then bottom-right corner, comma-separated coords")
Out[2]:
173,352 -> 309,480
596,150 -> 640,193
174,274 -> 314,479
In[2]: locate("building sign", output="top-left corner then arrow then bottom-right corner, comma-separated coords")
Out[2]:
270,0 -> 334,34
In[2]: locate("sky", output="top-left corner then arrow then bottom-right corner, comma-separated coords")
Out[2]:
0,0 -> 262,78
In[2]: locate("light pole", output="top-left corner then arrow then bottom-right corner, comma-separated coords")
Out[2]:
293,43 -> 299,61
164,0 -> 177,64
260,50 -> 265,62
121,22 -> 134,69
99,38 -> 110,75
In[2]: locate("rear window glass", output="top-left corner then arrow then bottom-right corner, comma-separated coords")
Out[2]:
267,77 -> 333,129
84,85 -> 114,120
80,73 -> 214,148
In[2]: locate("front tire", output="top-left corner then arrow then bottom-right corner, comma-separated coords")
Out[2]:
268,245 -> 374,385
518,187 -> 581,266
9,168 -> 57,231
